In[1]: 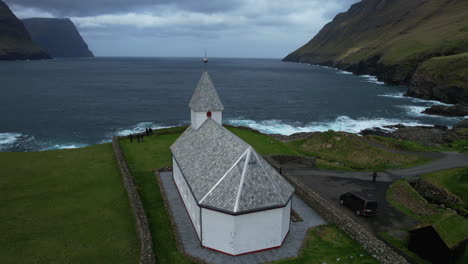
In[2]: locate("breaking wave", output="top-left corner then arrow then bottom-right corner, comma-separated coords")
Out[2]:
358,74 -> 385,85
337,70 -> 353,75
226,116 -> 426,135
379,92 -> 452,106
114,121 -> 177,136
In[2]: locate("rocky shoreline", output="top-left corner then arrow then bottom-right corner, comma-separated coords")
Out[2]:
257,119 -> 468,147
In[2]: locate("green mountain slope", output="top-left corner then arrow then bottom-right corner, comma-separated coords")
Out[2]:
284,0 -> 468,104
0,0 -> 49,60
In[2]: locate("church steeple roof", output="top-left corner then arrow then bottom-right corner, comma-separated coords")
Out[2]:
189,71 -> 224,111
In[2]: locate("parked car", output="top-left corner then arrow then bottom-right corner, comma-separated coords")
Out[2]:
339,192 -> 378,216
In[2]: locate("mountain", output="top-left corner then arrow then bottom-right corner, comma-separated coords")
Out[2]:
284,0 -> 468,104
0,1 -> 49,60
22,18 -> 94,58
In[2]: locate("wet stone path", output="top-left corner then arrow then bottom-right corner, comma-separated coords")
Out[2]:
158,171 -> 326,264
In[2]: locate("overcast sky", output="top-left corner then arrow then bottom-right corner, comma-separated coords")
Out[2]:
7,0 -> 359,58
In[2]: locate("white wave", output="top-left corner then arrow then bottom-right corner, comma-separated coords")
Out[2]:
0,133 -> 22,150
378,92 -> 406,99
115,121 -> 175,136
115,122 -> 185,136
408,97 -> 452,106
358,74 -> 385,85
398,105 -> 465,119
337,70 -> 353,75
41,143 -> 89,151
379,92 -> 452,106
226,117 -> 426,135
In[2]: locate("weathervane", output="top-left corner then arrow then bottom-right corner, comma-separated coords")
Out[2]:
203,50 -> 208,71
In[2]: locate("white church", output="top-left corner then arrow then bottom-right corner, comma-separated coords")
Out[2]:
170,64 -> 295,256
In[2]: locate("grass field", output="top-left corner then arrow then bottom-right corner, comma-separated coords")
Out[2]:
287,131 -> 430,171
273,225 -> 378,264
385,179 -> 468,264
0,143 -> 139,263
119,127 -> 380,263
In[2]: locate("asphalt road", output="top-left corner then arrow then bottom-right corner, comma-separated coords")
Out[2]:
283,151 -> 468,235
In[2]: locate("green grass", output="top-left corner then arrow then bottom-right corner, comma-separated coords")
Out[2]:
119,126 -> 381,263
385,179 -> 468,263
287,131 -> 430,171
0,144 -> 139,264
119,130 -> 192,264
380,232 -> 431,264
421,167 -> 468,209
386,179 -> 442,222
368,134 -> 468,153
272,225 -> 378,264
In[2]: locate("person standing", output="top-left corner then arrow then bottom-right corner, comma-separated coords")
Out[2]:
372,172 -> 377,182
129,134 -> 133,143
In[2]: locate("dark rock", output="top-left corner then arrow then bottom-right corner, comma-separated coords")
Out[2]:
453,119 -> 468,129
392,126 -> 451,146
423,104 -> 468,117
360,127 -> 391,137
0,1 -> 50,60
22,18 -> 94,58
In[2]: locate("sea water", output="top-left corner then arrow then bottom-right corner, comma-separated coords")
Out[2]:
0,57 -> 463,151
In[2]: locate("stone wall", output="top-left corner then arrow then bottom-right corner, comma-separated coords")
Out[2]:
112,136 -> 156,264
264,154 -> 316,167
414,179 -> 466,216
282,172 -> 409,264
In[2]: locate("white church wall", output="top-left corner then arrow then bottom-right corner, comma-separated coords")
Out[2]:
232,206 -> 286,255
173,156 -> 201,239
281,199 -> 292,240
201,208 -> 236,254
201,204 -> 290,255
191,110 -> 222,129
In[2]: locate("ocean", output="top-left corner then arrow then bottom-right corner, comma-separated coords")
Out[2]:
0,57 -> 463,152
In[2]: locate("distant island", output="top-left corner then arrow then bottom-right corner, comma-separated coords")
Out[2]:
284,0 -> 468,105
0,0 -> 49,60
23,18 -> 94,58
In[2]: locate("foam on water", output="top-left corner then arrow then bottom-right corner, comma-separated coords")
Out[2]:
379,92 -> 453,106
398,105 -> 466,119
337,70 -> 353,75
358,74 -> 385,85
115,121 -> 176,136
226,116 -> 426,135
41,143 -> 89,151
0,133 -> 22,150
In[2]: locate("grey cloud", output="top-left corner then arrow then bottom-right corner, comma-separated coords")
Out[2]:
6,0 -> 241,16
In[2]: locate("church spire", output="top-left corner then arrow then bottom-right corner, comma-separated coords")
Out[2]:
189,56 -> 224,129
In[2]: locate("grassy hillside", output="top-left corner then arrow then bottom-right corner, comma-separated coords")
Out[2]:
0,144 -> 139,263
284,0 -> 468,104
0,1 -> 49,60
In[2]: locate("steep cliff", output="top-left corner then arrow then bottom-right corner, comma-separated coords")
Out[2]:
22,18 -> 94,58
0,1 -> 49,60
284,0 -> 468,104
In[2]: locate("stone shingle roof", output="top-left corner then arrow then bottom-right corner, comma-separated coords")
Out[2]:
189,71 -> 224,111
170,118 -> 294,214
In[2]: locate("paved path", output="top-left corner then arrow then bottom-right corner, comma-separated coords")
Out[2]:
285,152 -> 468,182
158,171 -> 326,264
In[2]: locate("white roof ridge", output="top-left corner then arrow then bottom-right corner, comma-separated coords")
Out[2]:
234,147 -> 252,212
252,150 -> 286,203
199,147 -> 249,204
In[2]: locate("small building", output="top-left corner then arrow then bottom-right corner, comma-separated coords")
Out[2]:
170,69 -> 294,256
408,218 -> 468,264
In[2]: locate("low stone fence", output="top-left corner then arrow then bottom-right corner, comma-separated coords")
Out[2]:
414,179 -> 466,216
112,136 -> 156,264
282,172 -> 409,264
264,154 -> 316,167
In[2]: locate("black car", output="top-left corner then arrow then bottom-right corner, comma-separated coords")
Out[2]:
339,192 -> 378,216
